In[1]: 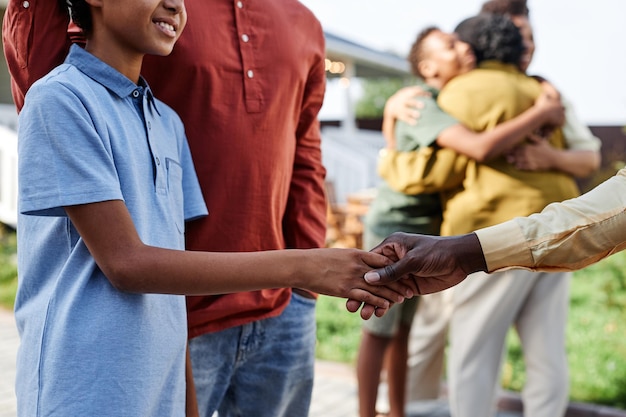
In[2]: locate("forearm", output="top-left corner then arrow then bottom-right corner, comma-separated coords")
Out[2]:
284,55 -> 327,249
104,244 -> 412,312
437,105 -> 552,162
450,233 -> 489,275
381,112 -> 397,149
471,105 -> 550,161
110,245 -> 309,294
549,149 -> 600,178
66,201 -> 410,307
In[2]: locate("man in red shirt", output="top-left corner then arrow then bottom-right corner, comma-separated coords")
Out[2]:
4,1 -> 327,416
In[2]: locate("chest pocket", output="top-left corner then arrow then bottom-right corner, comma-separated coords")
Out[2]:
166,158 -> 185,234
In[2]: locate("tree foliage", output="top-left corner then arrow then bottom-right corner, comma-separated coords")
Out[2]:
354,77 -> 413,119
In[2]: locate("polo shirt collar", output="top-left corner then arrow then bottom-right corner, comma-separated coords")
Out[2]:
416,80 -> 442,99
65,44 -> 160,114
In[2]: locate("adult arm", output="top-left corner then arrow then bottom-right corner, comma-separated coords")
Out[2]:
507,97 -> 602,178
507,140 -> 600,178
361,168 -> 626,292
2,0 -> 72,111
282,23 -> 327,251
476,168 -> 626,272
436,91 -> 564,162
185,345 -> 199,417
64,200 -> 414,319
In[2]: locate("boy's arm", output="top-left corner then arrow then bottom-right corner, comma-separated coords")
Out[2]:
64,200 -> 415,319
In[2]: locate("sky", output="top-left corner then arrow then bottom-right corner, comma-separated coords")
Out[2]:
299,0 -> 626,126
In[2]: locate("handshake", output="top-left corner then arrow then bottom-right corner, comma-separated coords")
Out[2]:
316,231 -> 487,320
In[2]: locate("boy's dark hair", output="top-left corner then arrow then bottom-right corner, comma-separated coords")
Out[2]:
481,0 -> 529,17
66,0 -> 92,35
407,26 -> 440,78
454,13 -> 524,66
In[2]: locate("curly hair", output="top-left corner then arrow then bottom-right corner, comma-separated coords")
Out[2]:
66,0 -> 92,35
480,0 -> 529,17
454,13 -> 524,66
406,26 -> 440,78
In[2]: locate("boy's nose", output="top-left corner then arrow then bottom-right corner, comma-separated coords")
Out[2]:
163,0 -> 185,13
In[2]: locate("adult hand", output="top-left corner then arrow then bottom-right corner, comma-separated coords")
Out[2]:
534,90 -> 565,128
385,86 -> 429,125
382,86 -> 429,149
506,138 -> 556,172
362,232 -> 487,294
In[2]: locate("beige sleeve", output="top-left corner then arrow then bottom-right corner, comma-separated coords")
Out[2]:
476,168 -> 626,272
561,97 -> 602,151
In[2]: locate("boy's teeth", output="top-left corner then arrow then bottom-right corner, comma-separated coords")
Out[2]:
157,22 -> 175,31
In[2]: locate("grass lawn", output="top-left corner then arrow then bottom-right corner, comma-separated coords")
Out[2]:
316,250 -> 626,409
0,227 -> 17,310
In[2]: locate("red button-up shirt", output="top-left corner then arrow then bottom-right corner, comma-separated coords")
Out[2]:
3,0 -> 327,336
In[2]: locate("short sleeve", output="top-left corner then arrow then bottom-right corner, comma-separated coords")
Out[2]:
561,97 -> 602,151
18,79 -> 123,216
395,95 -> 459,152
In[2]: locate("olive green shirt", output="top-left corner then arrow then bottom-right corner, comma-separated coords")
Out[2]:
366,83 -> 458,237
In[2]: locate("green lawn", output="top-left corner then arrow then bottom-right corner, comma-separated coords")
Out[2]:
316,250 -> 626,409
0,227 -> 17,310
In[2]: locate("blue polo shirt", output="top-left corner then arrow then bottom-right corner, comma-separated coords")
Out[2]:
15,45 -> 208,417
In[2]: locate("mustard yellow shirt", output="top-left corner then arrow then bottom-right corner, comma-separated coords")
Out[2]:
437,61 -> 580,236
476,168 -> 626,272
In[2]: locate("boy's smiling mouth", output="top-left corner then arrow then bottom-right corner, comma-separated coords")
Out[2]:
154,20 -> 177,37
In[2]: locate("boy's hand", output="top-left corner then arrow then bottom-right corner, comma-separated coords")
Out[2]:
304,248 -> 415,320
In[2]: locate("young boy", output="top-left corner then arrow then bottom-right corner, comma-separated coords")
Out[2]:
14,1 -> 413,415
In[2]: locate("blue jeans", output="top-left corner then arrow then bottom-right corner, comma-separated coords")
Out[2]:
189,292 -> 317,417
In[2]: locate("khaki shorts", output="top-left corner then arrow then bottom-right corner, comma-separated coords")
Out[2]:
362,296 -> 419,337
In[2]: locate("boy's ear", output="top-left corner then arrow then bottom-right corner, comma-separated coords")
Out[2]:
418,60 -> 436,80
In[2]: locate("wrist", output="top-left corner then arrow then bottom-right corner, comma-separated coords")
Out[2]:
450,233 -> 487,275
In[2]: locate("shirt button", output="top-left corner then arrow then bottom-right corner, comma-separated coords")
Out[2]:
236,1 -> 243,8
247,70 -> 254,78
132,90 -> 140,98
22,1 -> 30,8
147,121 -> 151,130
241,34 -> 249,42
155,157 -> 160,166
